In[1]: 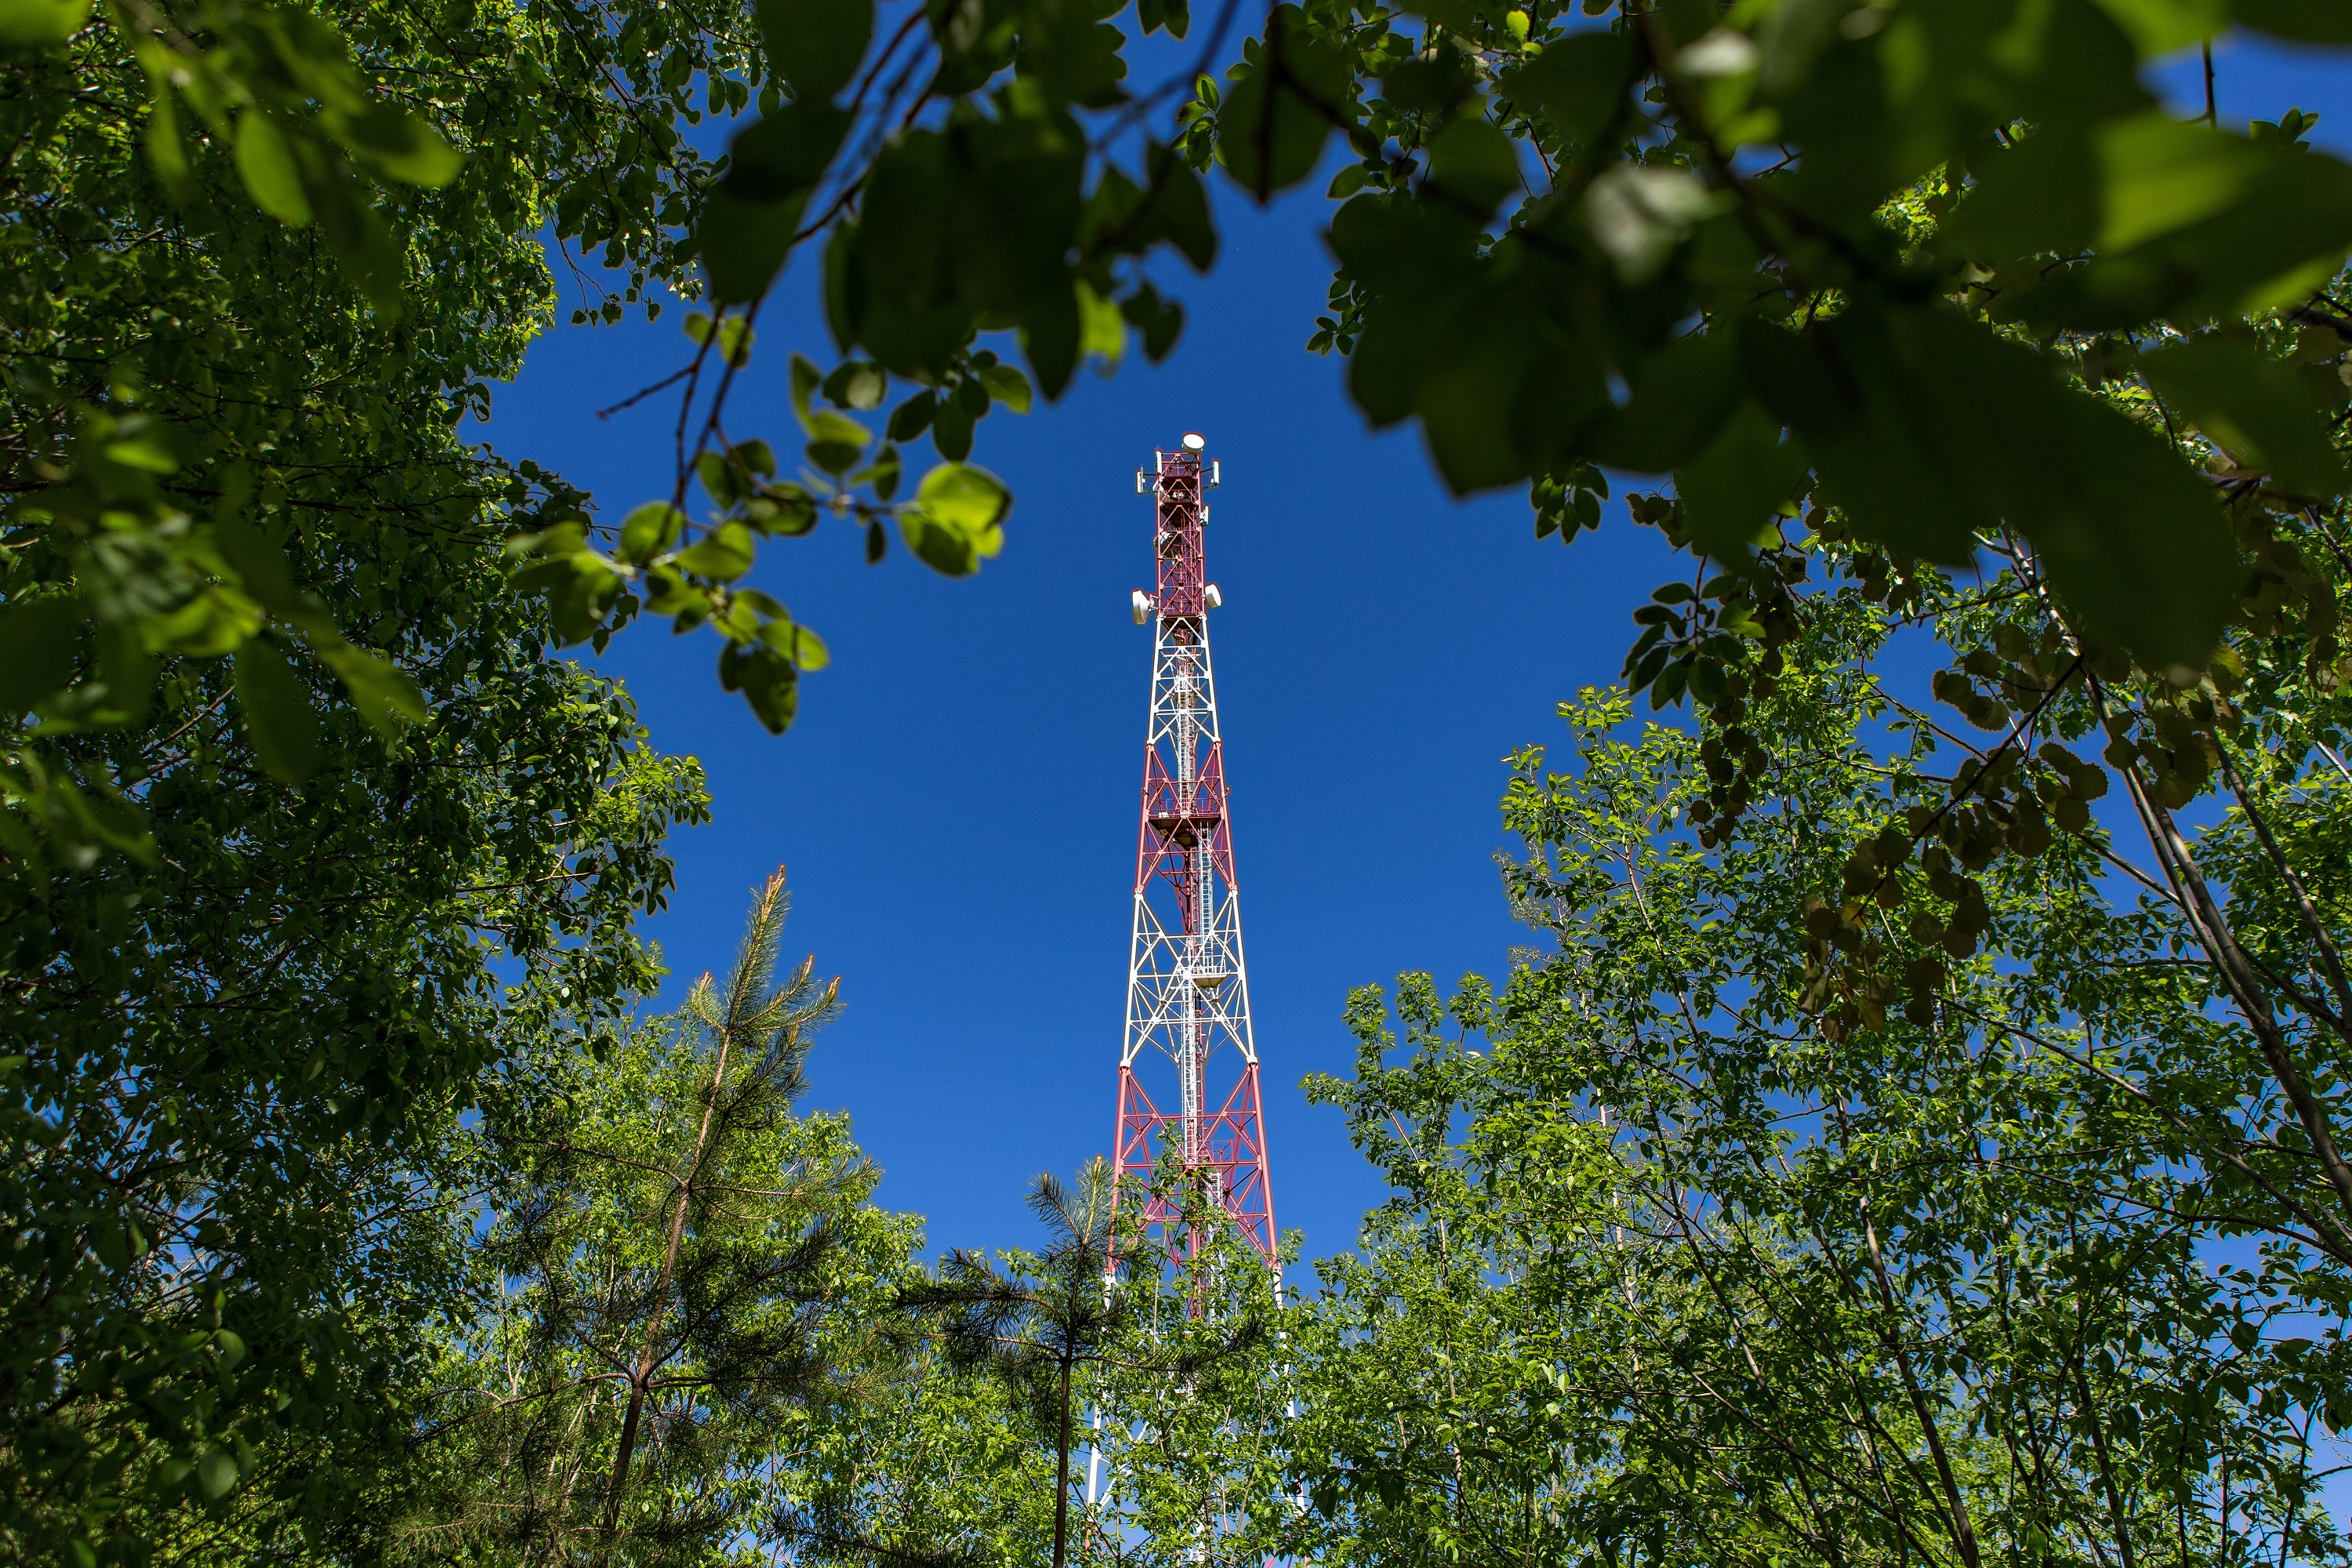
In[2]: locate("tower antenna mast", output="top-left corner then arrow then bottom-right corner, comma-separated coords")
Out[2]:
1112,432 -> 1277,1272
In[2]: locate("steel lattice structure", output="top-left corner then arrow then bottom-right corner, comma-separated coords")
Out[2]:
1111,434 -> 1277,1271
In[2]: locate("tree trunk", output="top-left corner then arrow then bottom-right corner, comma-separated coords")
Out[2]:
1054,1351 -> 1076,1568
601,1019 -> 736,1550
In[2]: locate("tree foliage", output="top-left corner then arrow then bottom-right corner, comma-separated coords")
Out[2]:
401,870 -> 914,1563
1291,660 -> 2352,1566
1,0 -> 711,1555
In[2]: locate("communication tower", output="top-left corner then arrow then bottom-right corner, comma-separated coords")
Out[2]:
1112,433 -> 1278,1272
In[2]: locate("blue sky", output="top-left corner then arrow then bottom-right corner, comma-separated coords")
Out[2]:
479,27 -> 2352,1276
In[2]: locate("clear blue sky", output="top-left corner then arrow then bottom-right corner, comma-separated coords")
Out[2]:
479,29 -> 2352,1276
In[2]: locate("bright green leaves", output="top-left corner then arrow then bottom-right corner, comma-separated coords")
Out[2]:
619,502 -> 687,566
507,522 -> 629,647
1219,6 -> 1354,200
674,522 -> 759,579
899,463 -> 1011,575
0,0 -> 87,45
125,5 -> 463,318
338,103 -> 464,185
756,0 -> 873,100
976,362 -> 1033,412
704,102 -> 854,302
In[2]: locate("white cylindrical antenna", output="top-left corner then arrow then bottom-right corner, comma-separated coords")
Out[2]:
1210,459 -> 1221,487
1135,468 -> 1145,495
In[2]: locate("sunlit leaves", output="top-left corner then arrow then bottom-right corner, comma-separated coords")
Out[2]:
898,463 -> 1009,575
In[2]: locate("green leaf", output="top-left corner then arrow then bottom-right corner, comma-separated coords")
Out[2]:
1381,42 -> 1475,115
888,390 -> 938,441
1078,281 -> 1126,367
194,1446 -> 238,1501
790,354 -> 823,429
1583,165 -> 1718,281
755,0 -> 873,100
305,633 -> 427,733
1120,282 -> 1185,362
234,637 -> 321,784
619,502 -> 686,564
1674,402 -> 1806,562
216,511 -> 294,616
0,0 -> 88,45
2234,0 -> 2352,42
673,521 -> 759,580
1426,115 -> 1521,222
336,104 -> 464,187
900,463 -> 1011,575
1777,305 -> 2235,667
1589,331 -> 1744,474
1220,6 -> 1352,200
761,617 -> 832,670
855,442 -> 904,501
235,112 -> 313,226
821,358 -> 887,410
2086,0 -> 2227,53
721,642 -> 800,733
977,364 -> 1033,413
143,86 -> 192,198
930,396 -> 975,462
702,104 -> 852,302
1147,143 -> 1218,271
1019,285 -> 1081,401
805,409 -> 872,474
0,597 -> 82,713
1503,31 -> 1635,151
2136,334 -> 2348,496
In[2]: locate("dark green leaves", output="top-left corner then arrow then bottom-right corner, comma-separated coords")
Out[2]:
233,637 -> 320,784
1947,113 -> 2352,330
2137,334 -> 2349,495
0,597 -> 81,713
1590,331 -> 1744,475
756,0 -> 873,100
705,103 -> 854,302
1503,31 -> 1636,153
1674,404 -> 1806,561
1426,117 -> 1520,222
2235,0 -> 2352,42
235,112 -> 312,224
1221,6 -> 1352,200
1746,309 -> 2237,667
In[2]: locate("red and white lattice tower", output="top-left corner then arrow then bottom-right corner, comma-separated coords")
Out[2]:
1111,432 -> 1278,1272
